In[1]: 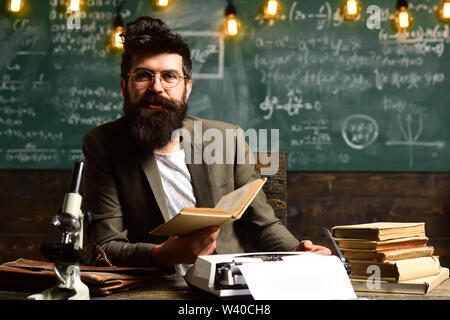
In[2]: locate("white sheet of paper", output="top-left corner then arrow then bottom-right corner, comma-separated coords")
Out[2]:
238,253 -> 357,300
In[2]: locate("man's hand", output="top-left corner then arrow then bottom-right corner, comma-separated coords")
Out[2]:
296,240 -> 332,255
151,226 -> 220,268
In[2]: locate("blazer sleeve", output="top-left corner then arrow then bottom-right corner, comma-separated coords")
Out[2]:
232,126 -> 300,252
82,131 -> 156,267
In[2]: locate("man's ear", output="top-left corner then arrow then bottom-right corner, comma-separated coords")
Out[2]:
185,79 -> 193,101
120,77 -> 127,98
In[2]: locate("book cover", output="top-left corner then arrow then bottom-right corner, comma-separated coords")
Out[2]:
149,178 -> 267,236
331,222 -> 425,241
351,267 -> 449,294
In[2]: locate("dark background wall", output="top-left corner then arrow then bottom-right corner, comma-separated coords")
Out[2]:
1,170 -> 448,267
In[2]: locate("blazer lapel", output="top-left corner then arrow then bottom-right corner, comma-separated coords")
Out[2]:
183,117 -> 215,208
138,116 -> 214,221
138,150 -> 170,222
186,153 -> 215,209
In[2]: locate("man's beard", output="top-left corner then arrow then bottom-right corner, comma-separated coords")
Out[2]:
123,90 -> 188,151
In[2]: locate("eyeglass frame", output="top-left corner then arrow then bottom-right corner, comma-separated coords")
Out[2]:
127,68 -> 188,89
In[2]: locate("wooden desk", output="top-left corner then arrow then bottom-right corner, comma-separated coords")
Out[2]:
1,276 -> 448,300
98,277 -> 450,300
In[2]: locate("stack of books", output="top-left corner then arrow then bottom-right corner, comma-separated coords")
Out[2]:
331,222 -> 449,294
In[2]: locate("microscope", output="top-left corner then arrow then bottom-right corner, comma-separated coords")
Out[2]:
28,162 -> 90,300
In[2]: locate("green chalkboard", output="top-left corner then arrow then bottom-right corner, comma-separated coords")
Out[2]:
0,0 -> 449,171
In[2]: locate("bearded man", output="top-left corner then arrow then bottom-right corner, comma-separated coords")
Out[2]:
82,16 -> 330,275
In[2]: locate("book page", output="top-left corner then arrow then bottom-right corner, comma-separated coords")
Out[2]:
335,235 -> 429,249
333,222 -> 424,230
214,178 -> 266,218
149,211 -> 233,236
214,187 -> 248,213
332,222 -> 425,241
149,178 -> 266,236
395,256 -> 441,281
181,207 -> 231,215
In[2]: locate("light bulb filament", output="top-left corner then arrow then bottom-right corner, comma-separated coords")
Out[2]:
9,0 -> 21,12
346,0 -> 358,16
157,0 -> 169,7
266,0 -> 278,16
227,17 -> 238,36
443,2 -> 450,19
398,11 -> 410,28
69,0 -> 80,11
112,26 -> 124,49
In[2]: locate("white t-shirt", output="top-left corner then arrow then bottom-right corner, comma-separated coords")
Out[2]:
154,147 -> 196,275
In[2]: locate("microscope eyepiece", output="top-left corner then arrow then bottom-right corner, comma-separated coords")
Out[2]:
69,162 -> 84,194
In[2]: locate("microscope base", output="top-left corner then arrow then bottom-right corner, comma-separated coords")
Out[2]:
27,283 -> 90,300
27,264 -> 90,300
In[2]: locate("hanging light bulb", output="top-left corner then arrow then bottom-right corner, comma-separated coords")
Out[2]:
108,1 -> 125,52
155,0 -> 170,7
225,15 -> 239,37
8,0 -> 23,13
437,0 -> 450,23
393,0 -> 413,33
111,25 -> 124,50
444,1 -> 450,18
150,0 -> 171,11
263,0 -> 280,19
224,1 -> 241,38
68,0 -> 81,11
341,0 -> 362,21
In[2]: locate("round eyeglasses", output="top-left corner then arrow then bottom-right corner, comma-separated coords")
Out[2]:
128,69 -> 186,89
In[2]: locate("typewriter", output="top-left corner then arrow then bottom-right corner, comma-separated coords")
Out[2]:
184,251 -> 312,297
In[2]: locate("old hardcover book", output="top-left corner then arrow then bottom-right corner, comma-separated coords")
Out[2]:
335,235 -> 429,250
149,178 -> 266,236
331,222 -> 425,241
342,246 -> 434,262
351,267 -> 449,294
349,256 -> 441,282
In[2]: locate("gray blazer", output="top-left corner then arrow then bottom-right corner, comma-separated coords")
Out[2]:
82,115 -> 299,267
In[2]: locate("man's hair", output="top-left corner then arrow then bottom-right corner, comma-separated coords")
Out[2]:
120,16 -> 192,81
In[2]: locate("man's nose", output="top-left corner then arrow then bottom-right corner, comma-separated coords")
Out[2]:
147,73 -> 164,93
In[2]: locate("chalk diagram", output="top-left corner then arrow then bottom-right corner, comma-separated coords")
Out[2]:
341,114 -> 379,150
385,113 -> 445,168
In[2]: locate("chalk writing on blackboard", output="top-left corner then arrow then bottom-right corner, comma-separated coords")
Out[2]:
1,0 -> 449,170
179,31 -> 224,80
341,114 -> 379,150
386,113 -> 446,167
259,88 -> 322,120
6,143 -> 58,163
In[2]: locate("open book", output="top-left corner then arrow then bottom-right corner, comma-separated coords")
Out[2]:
149,178 -> 267,236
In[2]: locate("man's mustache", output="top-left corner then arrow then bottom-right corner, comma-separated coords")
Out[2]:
135,93 -> 178,112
